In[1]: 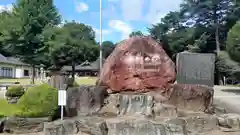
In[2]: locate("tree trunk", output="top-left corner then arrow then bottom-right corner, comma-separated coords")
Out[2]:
31,65 -> 35,84
213,8 -> 222,85
215,24 -> 221,55
215,26 -> 223,85
213,7 -> 220,55
71,61 -> 75,82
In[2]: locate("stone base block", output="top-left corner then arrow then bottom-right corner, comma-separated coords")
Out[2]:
66,85 -> 108,117
106,116 -> 187,135
102,89 -> 213,118
43,116 -> 108,135
184,115 -> 219,133
218,113 -> 240,131
3,117 -> 49,134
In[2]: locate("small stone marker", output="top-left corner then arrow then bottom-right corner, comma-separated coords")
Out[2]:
48,74 -> 68,90
0,86 -> 7,99
58,90 -> 66,120
176,52 -> 215,86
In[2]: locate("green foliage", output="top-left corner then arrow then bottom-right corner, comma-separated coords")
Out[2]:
0,0 -> 61,66
0,114 -> 4,118
181,0 -> 237,52
129,31 -> 144,37
0,99 -> 18,117
216,51 -> 240,76
226,21 -> 240,63
149,0 -> 240,56
47,21 -> 99,80
187,32 -> 211,53
102,41 -> 115,58
15,84 -> 58,118
48,21 -> 99,68
5,86 -> 25,97
147,0 -> 240,84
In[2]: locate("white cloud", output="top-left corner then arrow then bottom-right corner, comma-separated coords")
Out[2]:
105,0 -> 145,21
146,12 -> 166,24
93,28 -> 112,35
145,0 -> 182,24
121,0 -> 144,21
76,2 -> 89,13
0,4 -> 13,12
108,20 -> 132,39
116,0 -> 182,24
93,28 -> 112,41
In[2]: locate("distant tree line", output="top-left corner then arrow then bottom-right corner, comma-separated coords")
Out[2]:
0,0 -> 116,82
0,0 -> 240,83
146,0 -> 240,82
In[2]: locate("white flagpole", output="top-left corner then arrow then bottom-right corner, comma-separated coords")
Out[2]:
99,0 -> 103,71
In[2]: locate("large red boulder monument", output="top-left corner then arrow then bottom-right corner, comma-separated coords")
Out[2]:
97,36 -> 176,93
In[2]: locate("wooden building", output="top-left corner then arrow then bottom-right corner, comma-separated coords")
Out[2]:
61,58 -> 105,76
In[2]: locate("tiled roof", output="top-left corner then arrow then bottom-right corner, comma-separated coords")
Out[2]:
0,54 -> 29,66
62,57 -> 105,71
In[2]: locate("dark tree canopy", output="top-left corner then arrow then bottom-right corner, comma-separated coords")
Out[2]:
101,41 -> 115,58
129,31 -> 144,37
148,0 -> 240,82
48,22 -> 99,80
0,0 -> 61,83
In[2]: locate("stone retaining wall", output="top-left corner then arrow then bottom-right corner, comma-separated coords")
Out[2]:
1,85 -> 239,135
2,113 -> 240,135
66,84 -> 214,118
43,113 -> 240,135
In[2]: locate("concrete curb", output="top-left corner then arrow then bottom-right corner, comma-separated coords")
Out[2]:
214,98 -> 240,114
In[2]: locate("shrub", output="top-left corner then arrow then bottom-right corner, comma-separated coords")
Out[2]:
0,113 -> 4,118
216,51 -> 240,77
226,21 -> 240,63
5,86 -> 25,97
15,84 -> 58,118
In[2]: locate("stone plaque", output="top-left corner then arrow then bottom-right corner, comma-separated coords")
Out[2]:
176,52 -> 215,86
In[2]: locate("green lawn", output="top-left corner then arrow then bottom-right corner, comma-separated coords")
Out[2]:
75,77 -> 97,85
0,77 -> 97,85
0,99 -> 18,117
0,78 -> 41,85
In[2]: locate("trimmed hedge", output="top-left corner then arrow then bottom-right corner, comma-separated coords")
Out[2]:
0,113 -> 4,118
5,86 -> 25,97
14,84 -> 58,118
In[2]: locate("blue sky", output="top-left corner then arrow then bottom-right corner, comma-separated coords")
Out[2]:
0,0 -> 182,43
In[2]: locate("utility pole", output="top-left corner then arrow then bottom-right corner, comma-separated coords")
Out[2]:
99,0 -> 103,71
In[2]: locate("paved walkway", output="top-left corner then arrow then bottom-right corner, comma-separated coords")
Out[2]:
0,89 -> 6,99
214,85 -> 240,113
